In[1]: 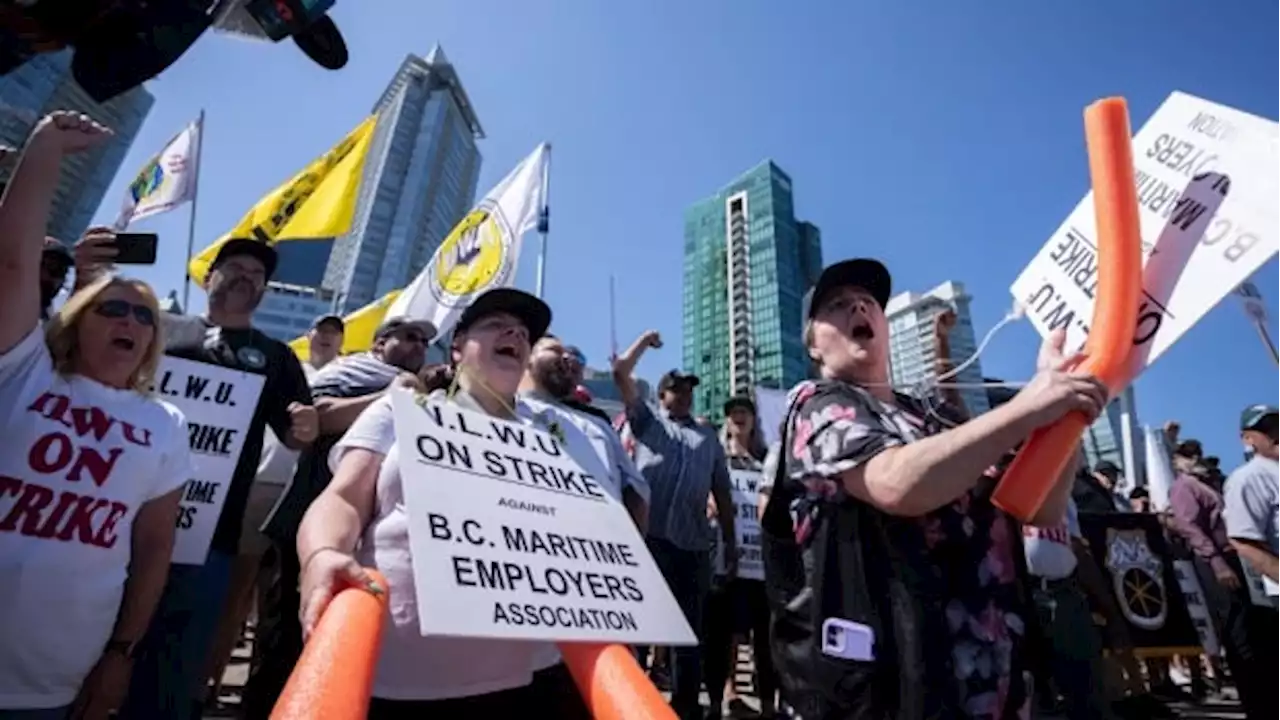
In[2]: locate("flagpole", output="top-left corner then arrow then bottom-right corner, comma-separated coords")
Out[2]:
181,109 -> 206,312
534,143 -> 552,299
609,274 -> 618,362
1252,318 -> 1279,365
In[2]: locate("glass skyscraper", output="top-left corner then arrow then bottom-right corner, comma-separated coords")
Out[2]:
253,44 -> 483,336
324,44 -> 483,314
682,160 -> 823,422
0,51 -> 153,242
885,281 -> 992,416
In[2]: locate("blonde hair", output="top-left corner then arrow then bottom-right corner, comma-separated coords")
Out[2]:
45,275 -> 164,395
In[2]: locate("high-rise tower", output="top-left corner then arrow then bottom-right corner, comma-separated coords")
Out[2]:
682,161 -> 823,422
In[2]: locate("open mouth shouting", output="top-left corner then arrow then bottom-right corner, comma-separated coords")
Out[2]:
850,319 -> 875,341
109,334 -> 137,351
493,340 -> 525,365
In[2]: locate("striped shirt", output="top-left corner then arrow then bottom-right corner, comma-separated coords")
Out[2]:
626,399 -> 730,551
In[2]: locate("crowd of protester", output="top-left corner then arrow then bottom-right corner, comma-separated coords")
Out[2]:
1,110 -> 1277,720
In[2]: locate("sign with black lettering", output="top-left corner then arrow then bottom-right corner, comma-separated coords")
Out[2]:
1171,560 -> 1219,655
1011,91 -> 1277,372
716,470 -> 763,581
389,390 -> 695,645
154,357 -> 264,565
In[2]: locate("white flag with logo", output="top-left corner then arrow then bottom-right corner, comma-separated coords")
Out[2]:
114,117 -> 202,229
386,143 -> 549,336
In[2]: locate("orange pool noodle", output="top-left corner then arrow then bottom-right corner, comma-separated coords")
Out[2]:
270,570 -> 388,720
559,642 -> 678,720
993,97 -> 1144,521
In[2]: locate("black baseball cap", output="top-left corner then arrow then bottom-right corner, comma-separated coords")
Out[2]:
723,395 -> 756,415
1093,460 -> 1121,479
42,237 -> 73,264
212,238 -> 278,280
454,288 -> 552,341
312,315 -> 345,332
1241,404 -> 1278,431
1174,440 -> 1203,460
803,258 -> 892,319
658,370 -> 700,394
375,316 -> 437,342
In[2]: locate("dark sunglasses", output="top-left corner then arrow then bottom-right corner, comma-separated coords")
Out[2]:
94,299 -> 156,327
396,331 -> 430,345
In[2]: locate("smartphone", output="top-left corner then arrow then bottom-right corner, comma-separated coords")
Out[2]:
112,233 -> 158,265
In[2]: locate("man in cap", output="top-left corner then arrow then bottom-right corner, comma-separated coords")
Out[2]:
1073,459 -> 1127,514
763,258 -> 1107,718
613,331 -> 736,720
304,314 -> 345,376
1221,405 -> 1279,719
125,238 -> 319,719
242,314 -> 435,717
1167,431 -> 1274,720
520,334 -> 650,529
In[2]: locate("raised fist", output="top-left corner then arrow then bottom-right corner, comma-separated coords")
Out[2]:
30,112 -> 112,154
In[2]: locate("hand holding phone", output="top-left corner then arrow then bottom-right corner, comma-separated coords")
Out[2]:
111,232 -> 159,265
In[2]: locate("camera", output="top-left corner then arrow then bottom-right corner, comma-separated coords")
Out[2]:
0,0 -> 348,103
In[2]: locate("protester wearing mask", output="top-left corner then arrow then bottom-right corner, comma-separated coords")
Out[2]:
613,330 -> 736,720
295,288 -> 590,718
121,238 -> 318,719
703,396 -> 778,720
764,258 -> 1107,719
1218,404 -> 1280,712
241,315 -> 434,718
0,112 -> 192,720
519,335 -> 649,529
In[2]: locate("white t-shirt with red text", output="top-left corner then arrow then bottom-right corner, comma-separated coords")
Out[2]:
0,327 -> 192,709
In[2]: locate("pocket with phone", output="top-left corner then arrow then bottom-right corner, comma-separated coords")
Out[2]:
111,233 -> 158,265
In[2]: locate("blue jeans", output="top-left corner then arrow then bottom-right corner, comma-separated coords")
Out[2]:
645,538 -> 710,720
0,707 -> 70,720
121,550 -> 233,720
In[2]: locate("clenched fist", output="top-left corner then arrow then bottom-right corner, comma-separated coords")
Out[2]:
287,402 -> 319,445
29,111 -> 112,154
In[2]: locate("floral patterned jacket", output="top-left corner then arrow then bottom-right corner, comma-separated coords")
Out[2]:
775,379 -> 1032,720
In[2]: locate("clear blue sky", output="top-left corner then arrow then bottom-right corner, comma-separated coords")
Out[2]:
94,1 -> 1277,465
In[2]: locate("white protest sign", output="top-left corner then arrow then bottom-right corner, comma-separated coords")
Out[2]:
1239,557 -> 1279,609
154,357 -> 264,565
1011,92 -> 1278,372
755,386 -> 787,447
731,469 -> 764,581
1171,560 -> 1219,654
390,390 -> 696,645
711,469 -> 765,581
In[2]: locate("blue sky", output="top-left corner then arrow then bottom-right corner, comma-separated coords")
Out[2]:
96,1 -> 1277,463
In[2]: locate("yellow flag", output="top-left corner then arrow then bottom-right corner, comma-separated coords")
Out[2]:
289,290 -> 402,363
188,115 -> 378,284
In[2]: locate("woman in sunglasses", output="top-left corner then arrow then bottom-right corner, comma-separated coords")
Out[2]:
0,112 -> 194,719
